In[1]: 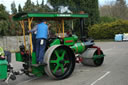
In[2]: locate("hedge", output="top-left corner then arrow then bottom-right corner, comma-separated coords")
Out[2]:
88,20 -> 128,39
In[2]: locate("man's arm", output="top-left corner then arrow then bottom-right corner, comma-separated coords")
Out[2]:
48,24 -> 51,28
28,25 -> 37,33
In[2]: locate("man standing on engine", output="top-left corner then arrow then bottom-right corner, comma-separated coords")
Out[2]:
36,20 -> 49,65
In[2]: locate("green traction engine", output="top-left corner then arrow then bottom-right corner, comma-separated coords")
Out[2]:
0,13 -> 104,83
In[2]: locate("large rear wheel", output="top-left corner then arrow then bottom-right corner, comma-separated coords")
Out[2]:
44,45 -> 75,79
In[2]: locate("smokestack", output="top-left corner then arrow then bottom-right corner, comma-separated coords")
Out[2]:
79,11 -> 87,42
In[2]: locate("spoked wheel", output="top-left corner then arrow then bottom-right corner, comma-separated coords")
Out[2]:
44,45 -> 75,79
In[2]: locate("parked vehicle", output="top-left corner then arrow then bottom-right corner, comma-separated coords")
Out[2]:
0,12 -> 104,83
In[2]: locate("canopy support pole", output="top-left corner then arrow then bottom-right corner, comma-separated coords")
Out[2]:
28,18 -> 33,55
72,20 -> 74,34
20,21 -> 26,50
62,19 -> 64,38
57,23 -> 61,37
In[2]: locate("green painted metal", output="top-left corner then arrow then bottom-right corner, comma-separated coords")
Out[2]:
32,52 -> 36,64
72,35 -> 78,42
50,39 -> 60,46
64,35 -> 78,46
13,13 -> 88,21
64,37 -> 75,46
0,60 -> 8,79
93,54 -> 104,60
31,66 -> 45,77
15,52 -> 23,62
71,43 -> 86,53
15,52 -> 45,77
93,54 -> 104,65
50,50 -> 70,74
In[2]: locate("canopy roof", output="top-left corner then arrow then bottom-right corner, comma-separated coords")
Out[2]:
13,12 -> 88,21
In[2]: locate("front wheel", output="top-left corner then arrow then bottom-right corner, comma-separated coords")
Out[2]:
81,48 -> 104,66
44,45 -> 75,79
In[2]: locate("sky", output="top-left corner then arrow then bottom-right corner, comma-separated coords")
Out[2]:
0,0 -> 47,12
0,0 -> 127,13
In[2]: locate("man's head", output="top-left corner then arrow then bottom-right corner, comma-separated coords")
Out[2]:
42,19 -> 47,24
38,19 -> 47,24
43,21 -> 47,24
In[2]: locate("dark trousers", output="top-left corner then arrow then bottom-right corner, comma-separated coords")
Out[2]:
4,51 -> 11,63
32,34 -> 36,52
36,38 -> 46,63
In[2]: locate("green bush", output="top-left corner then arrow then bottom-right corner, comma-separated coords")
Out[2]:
100,16 -> 117,23
88,20 -> 128,39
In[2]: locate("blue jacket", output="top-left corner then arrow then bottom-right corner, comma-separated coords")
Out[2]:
36,22 -> 48,39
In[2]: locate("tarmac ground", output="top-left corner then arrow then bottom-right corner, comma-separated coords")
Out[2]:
0,42 -> 128,85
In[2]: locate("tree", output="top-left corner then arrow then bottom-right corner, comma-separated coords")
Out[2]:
23,0 -> 46,12
41,0 -> 44,6
0,4 -> 8,20
23,0 -> 33,12
48,0 -> 100,38
11,1 -> 17,14
24,0 -> 32,8
18,4 -> 22,13
99,5 -> 113,17
0,4 -> 10,36
36,0 -> 39,6
114,0 -> 128,19
49,0 -> 100,25
100,0 -> 128,19
74,0 -> 100,25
